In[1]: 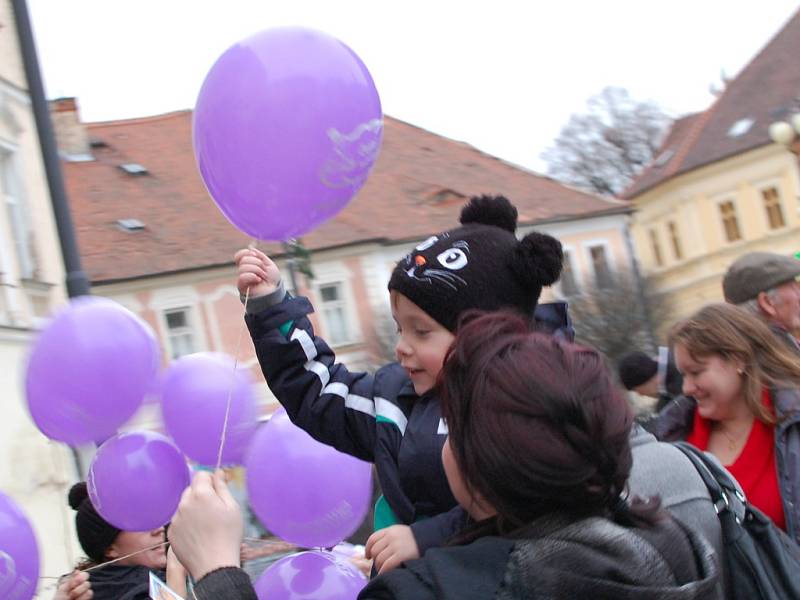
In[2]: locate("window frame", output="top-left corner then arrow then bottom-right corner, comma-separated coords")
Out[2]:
716,198 -> 743,243
558,247 -> 581,298
759,185 -> 786,231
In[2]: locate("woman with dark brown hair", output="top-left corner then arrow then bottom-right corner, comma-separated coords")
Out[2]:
650,303 -> 800,544
166,312 -> 719,599
358,311 -> 719,599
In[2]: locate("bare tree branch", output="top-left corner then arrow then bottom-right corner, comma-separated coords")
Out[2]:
567,269 -> 673,366
541,87 -> 672,196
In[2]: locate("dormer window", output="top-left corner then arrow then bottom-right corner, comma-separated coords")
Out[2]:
727,118 -> 754,138
117,218 -> 145,232
119,163 -> 148,175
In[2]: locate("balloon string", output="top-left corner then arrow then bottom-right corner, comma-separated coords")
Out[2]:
216,284 -> 250,469
242,537 -> 298,548
82,540 -> 169,572
51,441 -> 76,568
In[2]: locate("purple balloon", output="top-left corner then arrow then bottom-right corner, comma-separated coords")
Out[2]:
255,551 -> 366,600
193,26 -> 383,241
161,352 -> 257,465
245,409 -> 372,548
0,492 -> 39,600
88,431 -> 190,531
26,296 -> 160,445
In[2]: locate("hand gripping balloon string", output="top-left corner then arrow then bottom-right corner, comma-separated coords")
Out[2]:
216,241 -> 256,470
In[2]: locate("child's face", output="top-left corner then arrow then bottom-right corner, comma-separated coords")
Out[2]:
391,291 -> 455,395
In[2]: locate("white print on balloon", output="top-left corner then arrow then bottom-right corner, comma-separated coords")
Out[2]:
0,551 -> 30,600
285,500 -> 356,543
87,463 -> 102,511
319,118 -> 383,191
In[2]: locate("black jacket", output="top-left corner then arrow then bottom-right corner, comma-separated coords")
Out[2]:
88,566 -> 162,600
246,295 -> 465,553
360,513 -> 720,600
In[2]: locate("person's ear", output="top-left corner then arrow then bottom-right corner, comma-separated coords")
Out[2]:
757,290 -> 777,318
105,543 -> 120,560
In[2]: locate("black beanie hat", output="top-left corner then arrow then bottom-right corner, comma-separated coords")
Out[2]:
388,195 -> 564,332
69,482 -> 121,564
617,351 -> 658,390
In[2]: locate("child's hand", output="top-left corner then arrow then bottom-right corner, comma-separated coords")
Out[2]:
365,525 -> 420,574
168,470 -> 244,581
234,248 -> 282,298
54,571 -> 92,600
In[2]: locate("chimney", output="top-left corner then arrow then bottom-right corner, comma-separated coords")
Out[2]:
49,97 -> 91,158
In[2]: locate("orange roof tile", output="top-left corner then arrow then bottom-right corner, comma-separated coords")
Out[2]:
63,111 -> 625,284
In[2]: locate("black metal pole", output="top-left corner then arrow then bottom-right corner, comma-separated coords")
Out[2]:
12,0 -> 90,298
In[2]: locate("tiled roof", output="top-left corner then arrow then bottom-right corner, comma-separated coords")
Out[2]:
63,111 -> 625,284
625,8 -> 800,199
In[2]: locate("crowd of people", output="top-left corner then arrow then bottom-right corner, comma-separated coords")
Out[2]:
54,196 -> 799,599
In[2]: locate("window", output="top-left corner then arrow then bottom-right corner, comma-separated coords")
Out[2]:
719,200 -> 742,242
667,221 -> 683,260
649,229 -> 664,267
319,283 -> 351,346
761,187 -> 786,230
164,307 -> 196,359
559,250 -> 579,296
1,150 -> 36,279
589,245 -> 613,289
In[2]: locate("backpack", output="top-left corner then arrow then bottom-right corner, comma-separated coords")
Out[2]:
673,441 -> 800,599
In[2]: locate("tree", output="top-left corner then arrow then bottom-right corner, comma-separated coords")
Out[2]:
566,268 -> 673,367
541,87 -> 672,196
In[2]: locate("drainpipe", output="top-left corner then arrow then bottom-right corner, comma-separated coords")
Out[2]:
12,0 -> 90,477
12,0 -> 90,299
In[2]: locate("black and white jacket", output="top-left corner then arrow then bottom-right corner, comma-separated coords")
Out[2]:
245,292 -> 466,553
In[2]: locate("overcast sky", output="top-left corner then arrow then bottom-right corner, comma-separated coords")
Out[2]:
26,0 -> 800,172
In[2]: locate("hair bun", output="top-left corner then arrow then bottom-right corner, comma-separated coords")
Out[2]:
512,231 -> 564,288
68,482 -> 89,510
459,195 -> 518,233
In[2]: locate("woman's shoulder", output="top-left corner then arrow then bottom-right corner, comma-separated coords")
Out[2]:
500,514 -> 718,599
773,387 -> 800,416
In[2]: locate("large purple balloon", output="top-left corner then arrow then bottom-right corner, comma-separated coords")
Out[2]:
255,551 -> 366,600
193,26 -> 383,241
161,353 -> 257,465
0,492 -> 39,600
26,296 -> 160,445
245,409 -> 372,548
88,431 -> 190,531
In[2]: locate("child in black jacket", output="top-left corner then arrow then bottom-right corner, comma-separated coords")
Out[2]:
235,195 -> 563,571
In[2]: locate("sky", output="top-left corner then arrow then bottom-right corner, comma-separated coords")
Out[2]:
26,0 -> 800,173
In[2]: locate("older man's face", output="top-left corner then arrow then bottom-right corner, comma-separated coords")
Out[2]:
764,279 -> 800,333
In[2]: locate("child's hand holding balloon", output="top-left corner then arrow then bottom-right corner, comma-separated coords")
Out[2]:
234,248 -> 282,298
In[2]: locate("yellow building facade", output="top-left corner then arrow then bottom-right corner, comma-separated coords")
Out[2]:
627,8 -> 800,331
631,144 -> 800,322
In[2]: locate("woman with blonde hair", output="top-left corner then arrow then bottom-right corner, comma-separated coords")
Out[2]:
650,303 -> 800,543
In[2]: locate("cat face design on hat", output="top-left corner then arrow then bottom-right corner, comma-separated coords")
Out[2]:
388,195 -> 565,332
399,232 -> 471,291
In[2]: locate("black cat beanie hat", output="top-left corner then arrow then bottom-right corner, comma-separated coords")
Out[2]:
388,195 -> 564,332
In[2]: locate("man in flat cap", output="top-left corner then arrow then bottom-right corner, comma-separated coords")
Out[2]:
722,251 -> 800,353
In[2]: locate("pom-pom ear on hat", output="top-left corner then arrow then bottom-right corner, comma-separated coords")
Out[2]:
512,231 -> 564,288
459,195 -> 518,233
